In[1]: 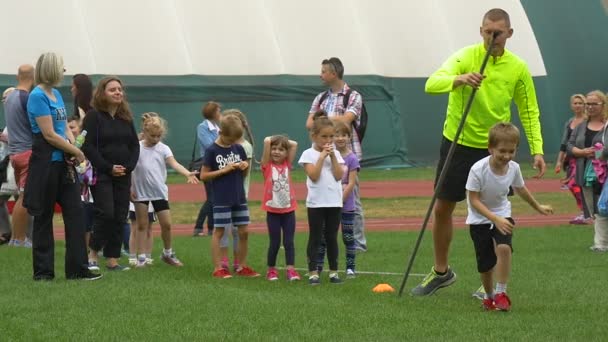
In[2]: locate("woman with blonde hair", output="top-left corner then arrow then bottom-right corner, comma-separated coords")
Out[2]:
568,90 -> 608,244
24,52 -> 100,280
556,94 -> 589,224
586,90 -> 608,252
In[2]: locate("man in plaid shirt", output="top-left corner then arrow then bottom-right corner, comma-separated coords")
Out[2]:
306,57 -> 367,252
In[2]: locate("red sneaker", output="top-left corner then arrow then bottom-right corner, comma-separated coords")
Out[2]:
266,267 -> 279,281
286,268 -> 301,281
482,298 -> 496,311
494,293 -> 511,311
212,268 -> 232,279
236,266 -> 260,277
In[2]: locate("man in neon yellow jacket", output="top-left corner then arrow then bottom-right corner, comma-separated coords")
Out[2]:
411,8 -> 546,296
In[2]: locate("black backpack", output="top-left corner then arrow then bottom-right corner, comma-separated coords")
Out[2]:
319,89 -> 368,142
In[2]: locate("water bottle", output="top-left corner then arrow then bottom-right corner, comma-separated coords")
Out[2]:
74,130 -> 88,149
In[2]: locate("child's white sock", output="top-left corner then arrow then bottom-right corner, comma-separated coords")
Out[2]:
163,248 -> 172,256
137,253 -> 146,261
496,282 -> 507,294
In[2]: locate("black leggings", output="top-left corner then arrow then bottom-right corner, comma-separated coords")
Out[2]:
89,176 -> 130,258
266,211 -> 296,267
195,180 -> 214,233
306,207 -> 341,272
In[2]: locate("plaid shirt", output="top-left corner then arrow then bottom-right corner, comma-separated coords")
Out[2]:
309,83 -> 363,160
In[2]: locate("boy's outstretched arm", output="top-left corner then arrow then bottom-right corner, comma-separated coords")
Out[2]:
468,190 -> 514,235
513,186 -> 553,215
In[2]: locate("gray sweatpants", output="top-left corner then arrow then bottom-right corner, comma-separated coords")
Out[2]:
353,177 -> 366,248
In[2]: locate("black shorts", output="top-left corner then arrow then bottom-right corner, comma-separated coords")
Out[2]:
129,199 -> 168,222
135,199 -> 170,212
469,218 -> 514,273
435,137 -> 489,202
128,211 -> 157,223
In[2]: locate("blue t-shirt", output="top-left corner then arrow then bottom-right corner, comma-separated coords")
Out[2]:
203,142 -> 247,206
27,87 -> 68,161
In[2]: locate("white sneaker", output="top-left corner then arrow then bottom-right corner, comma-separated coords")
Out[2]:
136,256 -> 147,268
145,257 -> 154,265
346,269 -> 356,278
590,246 -> 608,252
128,258 -> 137,266
88,260 -> 100,271
472,285 -> 486,300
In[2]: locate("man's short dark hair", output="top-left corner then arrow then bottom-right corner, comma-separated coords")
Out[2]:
483,8 -> 511,27
322,57 -> 344,79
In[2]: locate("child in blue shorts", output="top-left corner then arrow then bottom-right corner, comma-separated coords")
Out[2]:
201,114 -> 259,278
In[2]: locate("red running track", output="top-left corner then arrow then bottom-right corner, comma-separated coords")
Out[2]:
50,178 -> 579,239
51,214 -> 584,239
169,178 -> 565,202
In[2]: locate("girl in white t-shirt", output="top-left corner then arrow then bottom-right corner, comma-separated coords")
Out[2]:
127,201 -> 156,266
298,113 -> 344,285
131,113 -> 199,267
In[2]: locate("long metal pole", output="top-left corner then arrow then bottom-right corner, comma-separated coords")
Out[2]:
397,33 -> 499,297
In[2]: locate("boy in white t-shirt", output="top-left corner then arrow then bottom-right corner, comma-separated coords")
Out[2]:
465,122 -> 552,312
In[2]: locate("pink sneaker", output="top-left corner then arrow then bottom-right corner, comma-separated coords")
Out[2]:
161,253 -> 184,267
266,268 -> 279,281
221,257 -> 229,271
286,268 -> 301,281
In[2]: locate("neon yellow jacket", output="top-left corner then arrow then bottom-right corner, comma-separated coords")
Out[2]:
425,43 -> 543,155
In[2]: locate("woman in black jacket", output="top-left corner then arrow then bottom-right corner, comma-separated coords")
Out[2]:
83,76 -> 139,271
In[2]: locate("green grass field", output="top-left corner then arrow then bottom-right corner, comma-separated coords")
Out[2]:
1,163 -> 590,341
1,227 -> 606,341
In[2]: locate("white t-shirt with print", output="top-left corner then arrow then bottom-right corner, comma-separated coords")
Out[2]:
298,147 -> 344,208
465,156 -> 525,224
132,141 -> 173,201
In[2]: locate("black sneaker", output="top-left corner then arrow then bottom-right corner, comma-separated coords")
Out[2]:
107,264 -> 130,271
410,267 -> 457,296
329,273 -> 343,284
69,271 -> 103,281
82,271 -> 103,281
